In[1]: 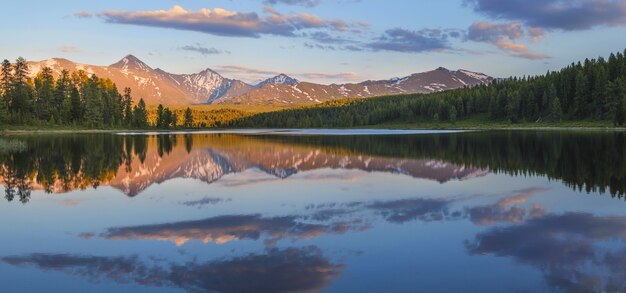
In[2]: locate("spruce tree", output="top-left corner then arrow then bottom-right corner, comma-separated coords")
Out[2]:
122,87 -> 133,127
54,70 -> 71,122
11,57 -> 32,116
132,99 -> 148,128
70,86 -> 82,122
550,96 -> 563,122
34,67 -> 55,121
183,107 -> 193,128
1,59 -> 12,110
83,75 -> 103,127
156,104 -> 164,128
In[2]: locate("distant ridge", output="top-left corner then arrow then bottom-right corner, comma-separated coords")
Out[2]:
26,55 -> 493,106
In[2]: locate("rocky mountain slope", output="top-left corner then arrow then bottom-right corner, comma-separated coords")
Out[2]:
26,55 -> 493,106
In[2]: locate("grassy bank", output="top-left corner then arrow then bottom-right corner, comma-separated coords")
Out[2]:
366,116 -> 624,130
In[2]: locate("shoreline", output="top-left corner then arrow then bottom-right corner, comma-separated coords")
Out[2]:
2,125 -> 626,135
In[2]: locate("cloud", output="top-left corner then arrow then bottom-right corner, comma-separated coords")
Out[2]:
263,0 -> 321,7
365,198 -> 452,223
466,212 -> 626,292
298,71 -> 360,81
467,21 -> 550,59
179,197 -> 231,208
466,0 -> 626,31
306,31 -> 354,44
2,247 -> 344,293
214,64 -> 362,83
59,45 -> 80,53
466,187 -> 548,225
179,44 -> 227,55
467,21 -> 524,43
97,5 -> 364,38
88,195 -> 455,248
74,11 -> 92,18
99,214 -> 366,246
307,197 -> 456,223
367,28 -> 459,53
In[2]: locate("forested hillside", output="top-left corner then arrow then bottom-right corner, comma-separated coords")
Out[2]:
0,57 -> 250,129
0,57 -> 151,128
3,49 -> 626,130
229,49 -> 626,128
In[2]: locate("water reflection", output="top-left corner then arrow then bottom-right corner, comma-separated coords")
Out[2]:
1,131 -> 625,202
1,131 -> 626,292
467,212 -> 626,292
3,247 -> 343,293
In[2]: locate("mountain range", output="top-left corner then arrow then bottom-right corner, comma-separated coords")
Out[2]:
27,55 -> 493,106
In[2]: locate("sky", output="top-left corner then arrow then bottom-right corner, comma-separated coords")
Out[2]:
1,0 -> 626,84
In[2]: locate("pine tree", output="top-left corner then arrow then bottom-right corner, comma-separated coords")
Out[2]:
550,96 -> 562,122
83,75 -> 103,127
1,59 -> 12,110
506,90 -> 521,123
34,67 -> 55,121
122,87 -> 133,127
574,71 -> 588,118
0,93 -> 7,125
156,104 -> 164,128
449,106 -> 457,123
183,107 -> 193,128
132,99 -> 148,128
70,86 -> 82,122
607,79 -> 626,126
54,70 -> 72,122
11,57 -> 32,116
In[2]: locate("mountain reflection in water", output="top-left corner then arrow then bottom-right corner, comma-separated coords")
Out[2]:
1,131 -> 626,293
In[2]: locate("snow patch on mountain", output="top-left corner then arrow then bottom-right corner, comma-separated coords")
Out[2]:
257,74 -> 299,87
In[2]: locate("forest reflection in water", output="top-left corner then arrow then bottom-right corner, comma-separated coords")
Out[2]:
1,130 -> 626,292
0,130 -> 624,203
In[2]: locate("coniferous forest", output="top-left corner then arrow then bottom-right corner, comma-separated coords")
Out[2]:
0,58 -> 150,128
229,49 -> 626,128
2,49 -> 626,129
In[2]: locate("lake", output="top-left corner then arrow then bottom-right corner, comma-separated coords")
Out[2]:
0,130 -> 625,292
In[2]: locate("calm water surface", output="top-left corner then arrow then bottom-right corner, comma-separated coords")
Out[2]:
0,130 -> 625,292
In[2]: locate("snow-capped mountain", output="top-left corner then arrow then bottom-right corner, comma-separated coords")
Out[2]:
26,55 -> 493,106
159,68 -> 236,104
257,74 -> 300,87
220,67 -> 494,106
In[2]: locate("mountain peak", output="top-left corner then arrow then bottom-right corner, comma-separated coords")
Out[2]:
257,74 -> 299,87
110,54 -> 152,72
197,67 -> 222,77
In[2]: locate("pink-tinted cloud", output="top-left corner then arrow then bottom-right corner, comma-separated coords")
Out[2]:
467,21 -> 550,59
97,5 -> 366,38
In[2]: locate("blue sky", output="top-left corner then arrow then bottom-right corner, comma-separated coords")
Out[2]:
1,0 -> 626,84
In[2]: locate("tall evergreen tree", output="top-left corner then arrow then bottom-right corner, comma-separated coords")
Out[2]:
54,70 -> 72,122
83,75 -> 103,127
122,87 -> 133,127
34,67 -> 55,121
10,57 -> 32,116
1,59 -> 12,110
183,107 -> 193,128
132,98 -> 148,128
69,86 -> 82,122
156,104 -> 164,128
607,79 -> 626,126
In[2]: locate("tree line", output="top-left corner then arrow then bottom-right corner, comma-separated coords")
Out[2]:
0,57 -> 210,129
228,49 -> 626,128
0,58 -> 148,128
